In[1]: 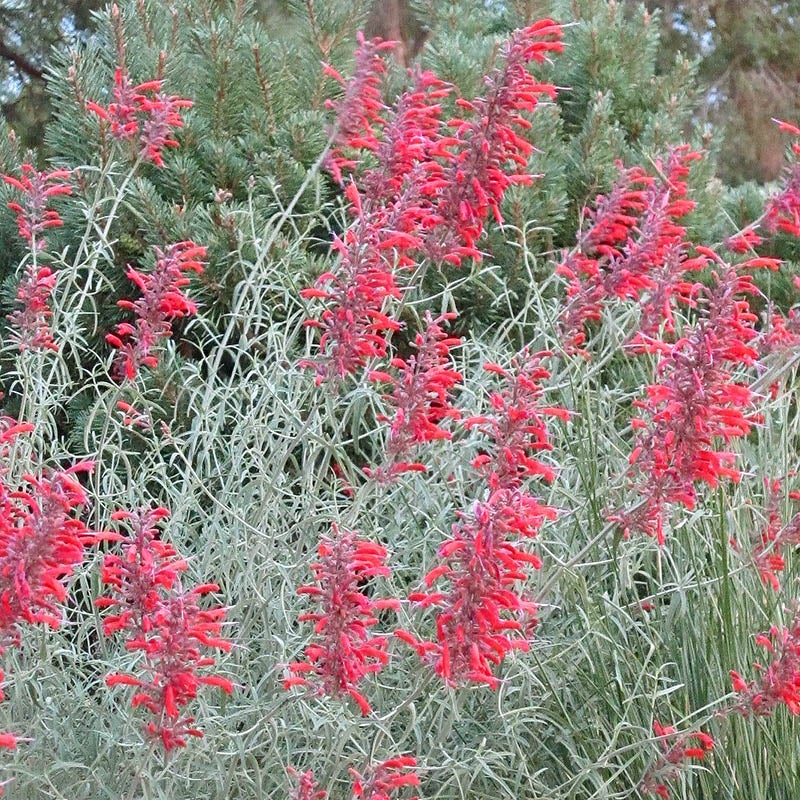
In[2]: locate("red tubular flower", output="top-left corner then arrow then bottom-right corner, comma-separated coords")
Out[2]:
288,767 -> 328,800
764,120 -> 800,236
612,259 -> 762,544
285,523 -> 399,715
3,164 -> 72,249
640,721 -> 715,799
465,352 -> 568,491
367,311 -> 462,483
729,608 -> 800,717
303,71 -> 449,385
97,507 -> 233,750
362,71 -> 451,203
756,308 -> 800,358
349,755 -> 419,800
0,424 -> 96,760
300,188 -> 406,385
88,68 -> 192,167
106,241 -> 206,380
725,228 -> 763,254
7,265 -> 59,352
138,90 -> 194,167
401,351 -> 564,686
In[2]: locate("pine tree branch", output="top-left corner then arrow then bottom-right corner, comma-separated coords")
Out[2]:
0,37 -> 44,81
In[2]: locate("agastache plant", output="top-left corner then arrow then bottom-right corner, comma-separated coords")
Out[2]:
87,66 -> 193,167
640,721 -> 715,799
366,311 -> 462,483
6,266 -> 59,352
285,523 -> 400,715
349,755 -> 420,800
748,479 -> 800,591
0,417 -> 97,755
287,767 -> 328,800
764,120 -> 800,237
96,507 -> 233,750
3,165 -> 72,353
302,22 -> 562,385
611,254 -> 775,544
106,241 -> 206,380
398,351 -> 566,686
2,164 -> 72,249
729,607 -> 800,717
557,147 -> 703,354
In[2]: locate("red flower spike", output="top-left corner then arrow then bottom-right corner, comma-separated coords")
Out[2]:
350,755 -> 419,800
750,479 -> 800,591
367,312 -> 462,483
765,119 -> 800,237
288,767 -> 328,800
640,721 -> 715,798
285,524 -> 399,715
403,350 -> 563,686
611,261 -> 760,544
107,241 -> 206,380
2,164 -> 72,250
303,22 -> 562,385
98,507 -> 232,749
324,33 -> 394,185
88,68 -> 192,168
7,265 -> 59,353
729,608 -> 800,717
419,21 -> 563,266
0,460 -> 96,649
0,432 -> 96,757
558,147 -> 702,354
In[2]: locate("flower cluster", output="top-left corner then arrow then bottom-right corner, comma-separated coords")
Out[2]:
748,479 -> 800,591
350,755 -> 419,800
730,608 -> 800,717
399,352 -> 565,686
96,507 -> 233,750
106,241 -> 206,380
88,68 -> 193,167
287,756 -> 419,800
612,258 -> 768,544
285,524 -> 399,715
300,185 -> 407,385
7,266 -> 59,352
0,419 -> 96,753
0,458 -> 96,649
3,165 -> 72,353
418,20 -> 563,265
323,33 -> 394,186
302,22 -> 562,384
764,120 -> 800,237
288,768 -> 328,800
640,720 -> 715,799
2,165 -> 72,249
558,147 -> 702,354
366,312 -> 462,482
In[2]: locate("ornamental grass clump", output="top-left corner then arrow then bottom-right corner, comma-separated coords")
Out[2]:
5,1 -> 800,798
